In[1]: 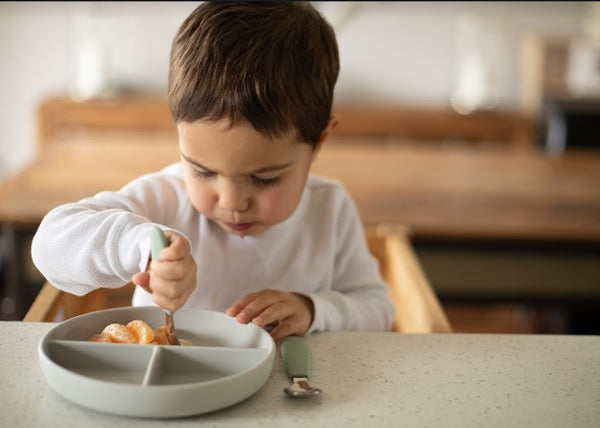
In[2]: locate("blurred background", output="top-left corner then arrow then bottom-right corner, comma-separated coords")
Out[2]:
2,1 -> 598,178
1,2 -> 599,332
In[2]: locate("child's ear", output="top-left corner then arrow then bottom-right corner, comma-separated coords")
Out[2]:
312,115 -> 339,160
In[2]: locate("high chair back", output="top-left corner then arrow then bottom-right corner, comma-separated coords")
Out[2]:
366,224 -> 452,332
24,224 -> 452,333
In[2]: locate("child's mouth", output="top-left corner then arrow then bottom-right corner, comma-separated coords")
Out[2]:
223,222 -> 253,232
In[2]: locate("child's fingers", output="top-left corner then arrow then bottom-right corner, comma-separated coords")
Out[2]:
228,290 -> 282,323
150,263 -> 196,295
150,258 -> 191,281
156,231 -> 190,261
150,276 -> 195,311
225,290 -> 265,317
152,291 -> 187,312
148,257 -> 197,312
268,318 -> 304,342
225,303 -> 243,317
132,271 -> 151,293
148,276 -> 181,299
250,302 -> 294,327
227,290 -> 313,341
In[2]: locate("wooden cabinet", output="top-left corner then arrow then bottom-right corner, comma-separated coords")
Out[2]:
37,95 -> 538,150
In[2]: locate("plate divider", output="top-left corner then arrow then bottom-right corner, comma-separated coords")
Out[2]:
141,346 -> 163,386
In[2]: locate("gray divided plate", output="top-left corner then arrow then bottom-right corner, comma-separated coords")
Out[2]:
38,306 -> 275,418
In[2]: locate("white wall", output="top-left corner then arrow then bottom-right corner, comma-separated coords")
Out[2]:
0,1 -> 197,179
333,2 -> 585,110
0,1 -> 588,180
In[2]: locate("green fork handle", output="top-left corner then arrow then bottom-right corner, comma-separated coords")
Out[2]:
150,225 -> 167,261
149,225 -> 174,318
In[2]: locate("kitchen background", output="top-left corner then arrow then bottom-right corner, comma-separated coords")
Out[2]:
1,2 -> 599,331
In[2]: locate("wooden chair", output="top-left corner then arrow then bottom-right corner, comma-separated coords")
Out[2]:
366,224 -> 452,333
24,224 -> 452,333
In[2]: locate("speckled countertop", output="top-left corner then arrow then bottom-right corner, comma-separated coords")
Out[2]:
1,322 -> 599,427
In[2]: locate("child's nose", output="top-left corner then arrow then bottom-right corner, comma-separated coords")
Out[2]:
217,181 -> 249,213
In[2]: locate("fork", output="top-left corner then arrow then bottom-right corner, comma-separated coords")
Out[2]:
150,225 -> 180,345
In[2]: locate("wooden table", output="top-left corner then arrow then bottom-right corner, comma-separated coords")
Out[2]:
3,322 -> 599,427
1,132 -> 600,318
2,133 -> 599,241
314,139 -> 600,244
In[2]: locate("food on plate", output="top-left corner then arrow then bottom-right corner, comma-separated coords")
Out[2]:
101,323 -> 137,344
152,325 -> 169,345
88,319 -> 191,346
126,320 -> 155,344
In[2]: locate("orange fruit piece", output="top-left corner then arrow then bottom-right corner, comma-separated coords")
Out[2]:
166,332 -> 179,346
102,323 -> 136,344
87,320 -> 192,346
126,320 -> 155,344
152,326 -> 170,345
89,332 -> 112,342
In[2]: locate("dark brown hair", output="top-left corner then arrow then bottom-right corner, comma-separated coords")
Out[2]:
168,2 -> 339,146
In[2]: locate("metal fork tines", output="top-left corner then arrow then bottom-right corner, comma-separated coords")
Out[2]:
165,310 -> 180,346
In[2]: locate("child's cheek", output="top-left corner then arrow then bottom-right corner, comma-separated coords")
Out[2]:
187,182 -> 214,217
259,186 -> 301,224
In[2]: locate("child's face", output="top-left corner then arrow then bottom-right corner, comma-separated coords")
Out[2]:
178,118 -> 318,237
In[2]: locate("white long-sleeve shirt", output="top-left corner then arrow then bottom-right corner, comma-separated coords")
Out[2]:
31,163 -> 395,333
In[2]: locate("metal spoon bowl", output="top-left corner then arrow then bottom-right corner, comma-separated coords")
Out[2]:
284,377 -> 322,397
281,336 -> 322,397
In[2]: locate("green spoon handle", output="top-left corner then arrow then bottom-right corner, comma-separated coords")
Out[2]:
149,225 -> 173,317
281,336 -> 312,378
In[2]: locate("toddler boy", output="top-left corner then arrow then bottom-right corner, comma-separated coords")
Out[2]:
32,2 -> 395,340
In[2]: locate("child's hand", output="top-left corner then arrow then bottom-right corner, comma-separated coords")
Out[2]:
225,289 -> 314,341
132,230 -> 197,312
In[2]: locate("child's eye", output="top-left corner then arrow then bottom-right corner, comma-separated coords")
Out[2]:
252,175 -> 280,186
193,169 -> 215,179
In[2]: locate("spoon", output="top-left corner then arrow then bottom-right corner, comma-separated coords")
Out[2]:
149,225 -> 179,345
281,336 -> 322,397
